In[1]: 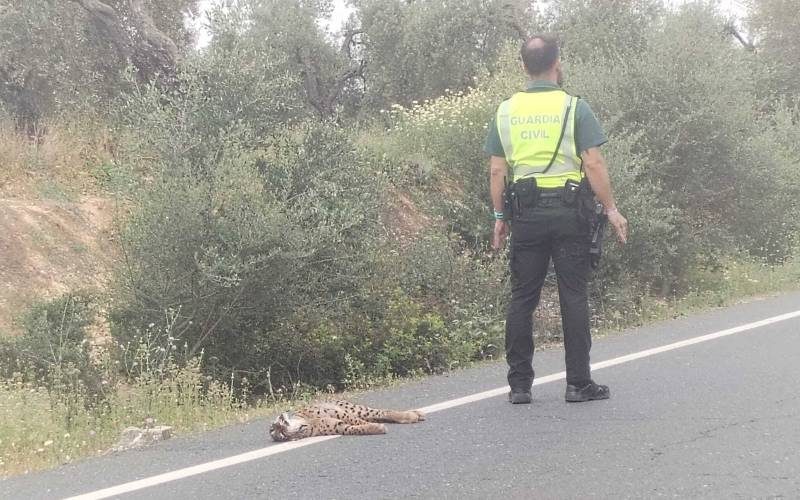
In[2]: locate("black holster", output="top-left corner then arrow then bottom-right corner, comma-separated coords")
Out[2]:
575,179 -> 607,270
589,208 -> 607,270
504,177 -> 539,219
503,182 -> 514,219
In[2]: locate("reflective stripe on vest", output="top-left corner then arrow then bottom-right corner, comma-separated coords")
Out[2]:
496,90 -> 582,188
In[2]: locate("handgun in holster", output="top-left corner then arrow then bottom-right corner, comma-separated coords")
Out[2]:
589,201 -> 607,270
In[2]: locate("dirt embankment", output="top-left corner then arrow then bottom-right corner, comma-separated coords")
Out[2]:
0,197 -> 116,335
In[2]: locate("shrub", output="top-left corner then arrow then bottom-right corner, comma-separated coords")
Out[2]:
0,294 -> 103,434
568,5 -> 798,276
386,84 -> 505,246
730,104 -> 800,262
111,63 -> 389,390
0,294 -> 99,394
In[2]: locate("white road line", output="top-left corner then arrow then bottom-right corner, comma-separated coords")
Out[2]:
419,308 -> 800,414
416,371 -> 567,414
65,437 -> 340,500
66,308 -> 800,500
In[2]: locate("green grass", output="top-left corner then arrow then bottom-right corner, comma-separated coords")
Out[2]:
592,255 -> 800,335
0,359 -> 279,477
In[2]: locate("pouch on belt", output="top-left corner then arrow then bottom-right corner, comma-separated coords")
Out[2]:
514,177 -> 539,209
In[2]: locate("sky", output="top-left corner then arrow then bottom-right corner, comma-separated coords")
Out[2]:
192,0 -> 749,48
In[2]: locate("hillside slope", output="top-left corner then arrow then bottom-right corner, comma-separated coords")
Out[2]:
0,197 -> 116,335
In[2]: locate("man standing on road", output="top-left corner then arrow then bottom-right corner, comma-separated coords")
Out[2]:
485,35 -> 628,404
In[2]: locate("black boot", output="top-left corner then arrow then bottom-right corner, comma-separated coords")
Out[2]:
508,390 -> 532,404
565,381 -> 610,402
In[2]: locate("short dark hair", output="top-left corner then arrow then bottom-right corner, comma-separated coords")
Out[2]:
520,35 -> 560,75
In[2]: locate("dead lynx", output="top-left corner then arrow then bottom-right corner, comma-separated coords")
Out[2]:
269,400 -> 426,442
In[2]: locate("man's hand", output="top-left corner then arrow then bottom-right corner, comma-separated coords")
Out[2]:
607,209 -> 628,244
492,220 -> 509,250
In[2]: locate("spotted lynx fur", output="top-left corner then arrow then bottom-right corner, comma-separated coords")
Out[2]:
269,400 -> 426,441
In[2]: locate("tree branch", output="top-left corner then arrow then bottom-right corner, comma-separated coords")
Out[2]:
297,44 -> 365,117
297,47 -> 326,116
725,24 -> 756,52
341,29 -> 364,58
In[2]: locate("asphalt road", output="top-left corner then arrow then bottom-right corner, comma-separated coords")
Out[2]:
3,291 -> 800,499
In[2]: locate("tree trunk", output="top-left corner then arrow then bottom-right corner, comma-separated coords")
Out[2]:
70,0 -> 180,83
297,32 -> 366,118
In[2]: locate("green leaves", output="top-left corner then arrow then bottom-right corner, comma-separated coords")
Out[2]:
111,66 -> 388,388
0,0 -> 199,130
0,293 -> 100,399
354,0 -> 532,111
746,0 -> 800,102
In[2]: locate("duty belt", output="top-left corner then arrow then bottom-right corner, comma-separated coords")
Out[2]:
505,179 -> 583,216
538,188 -> 562,198
536,188 -> 564,208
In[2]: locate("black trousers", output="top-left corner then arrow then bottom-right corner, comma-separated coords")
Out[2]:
506,204 -> 593,391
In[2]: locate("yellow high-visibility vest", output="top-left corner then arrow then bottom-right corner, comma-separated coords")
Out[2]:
496,90 -> 582,188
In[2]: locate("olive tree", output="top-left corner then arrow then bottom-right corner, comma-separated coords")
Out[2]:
0,0 -> 197,131
352,0 -> 533,110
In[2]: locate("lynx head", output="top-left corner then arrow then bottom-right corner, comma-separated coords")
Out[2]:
269,412 -> 311,442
